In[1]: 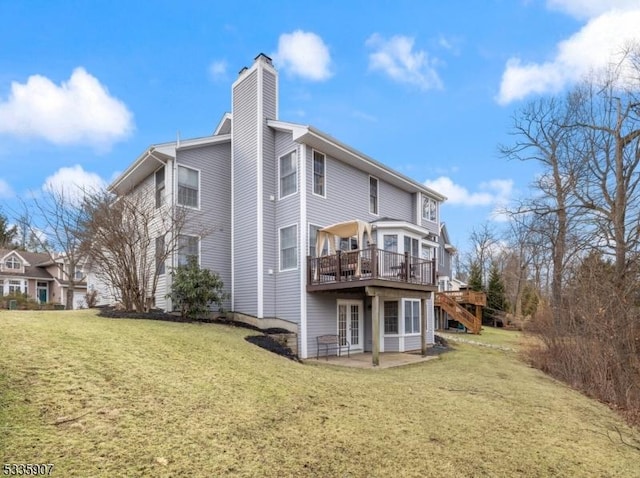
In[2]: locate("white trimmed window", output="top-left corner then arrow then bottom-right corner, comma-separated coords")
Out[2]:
313,150 -> 325,197
178,235 -> 199,266
404,300 -> 420,334
279,151 -> 297,198
280,225 -> 297,270
178,166 -> 199,208
155,166 -> 165,208
8,280 -> 23,294
156,236 -> 166,275
5,256 -> 21,270
384,301 -> 399,334
422,196 -> 437,222
369,176 -> 379,214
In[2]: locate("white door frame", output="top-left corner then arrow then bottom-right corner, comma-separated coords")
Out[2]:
337,299 -> 364,351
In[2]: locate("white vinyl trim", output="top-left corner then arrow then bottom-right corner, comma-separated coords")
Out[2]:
299,143 -> 308,358
257,63 -> 264,318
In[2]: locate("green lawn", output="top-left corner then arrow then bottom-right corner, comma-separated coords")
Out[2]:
439,326 -> 525,349
1,310 -> 638,477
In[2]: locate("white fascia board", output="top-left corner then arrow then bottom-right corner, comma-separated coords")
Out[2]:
175,134 -> 230,152
213,113 -> 232,135
372,220 -> 433,237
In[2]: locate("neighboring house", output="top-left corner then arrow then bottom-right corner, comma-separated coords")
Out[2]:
436,223 -> 456,293
107,53 -> 448,363
0,248 -> 88,309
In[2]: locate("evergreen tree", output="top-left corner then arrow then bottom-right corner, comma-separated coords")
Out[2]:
487,261 -> 507,316
0,211 -> 17,249
468,261 -> 483,291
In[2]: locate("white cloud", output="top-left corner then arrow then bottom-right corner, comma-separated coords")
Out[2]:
0,178 -> 14,199
424,176 -> 513,220
366,34 -> 443,91
424,176 -> 513,206
497,7 -> 640,104
273,31 -> 332,81
208,60 -> 228,81
43,165 -> 106,204
0,68 -> 134,148
546,0 -> 639,19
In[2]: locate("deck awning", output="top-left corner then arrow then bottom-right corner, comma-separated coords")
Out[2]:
316,220 -> 373,256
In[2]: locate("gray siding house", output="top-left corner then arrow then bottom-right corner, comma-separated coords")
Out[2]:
108,54 -> 447,364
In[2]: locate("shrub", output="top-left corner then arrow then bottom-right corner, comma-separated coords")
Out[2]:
168,258 -> 228,320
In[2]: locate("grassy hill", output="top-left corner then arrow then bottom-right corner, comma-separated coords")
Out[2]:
1,310 -> 638,477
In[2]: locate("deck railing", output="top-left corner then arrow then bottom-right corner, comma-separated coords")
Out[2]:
438,290 -> 487,306
307,246 -> 436,287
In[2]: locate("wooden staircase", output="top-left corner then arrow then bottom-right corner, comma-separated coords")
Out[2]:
435,292 -> 482,334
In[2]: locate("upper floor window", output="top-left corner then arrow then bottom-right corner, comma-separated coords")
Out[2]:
422,196 -> 437,222
313,151 -> 325,197
74,268 -> 84,281
279,151 -> 297,199
404,236 -> 419,257
155,236 -> 166,275
280,225 -> 297,271
155,166 -> 165,208
178,166 -> 199,208
383,234 -> 397,253
5,256 -> 21,270
369,176 -> 379,215
178,235 -> 199,266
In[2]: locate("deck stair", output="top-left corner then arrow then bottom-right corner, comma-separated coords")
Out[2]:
435,292 -> 482,334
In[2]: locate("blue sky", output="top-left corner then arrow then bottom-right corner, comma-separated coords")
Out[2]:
1,0 -> 639,253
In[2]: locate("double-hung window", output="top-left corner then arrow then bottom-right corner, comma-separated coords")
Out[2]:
404,300 -> 420,334
8,280 -> 23,294
369,176 -> 378,214
280,225 -> 297,270
422,196 -> 437,222
178,166 -> 199,208
280,151 -> 297,198
384,301 -> 399,334
178,235 -> 199,266
313,151 -> 325,197
155,166 -> 165,208
155,236 -> 166,275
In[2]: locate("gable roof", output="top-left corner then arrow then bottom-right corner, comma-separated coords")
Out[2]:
0,249 -> 55,280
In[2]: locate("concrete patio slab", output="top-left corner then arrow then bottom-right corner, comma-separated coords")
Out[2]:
305,351 -> 441,369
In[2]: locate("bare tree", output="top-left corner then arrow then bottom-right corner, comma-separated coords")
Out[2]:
26,186 -> 87,309
466,223 -> 498,287
80,185 -> 196,312
500,96 -> 590,322
569,50 -> 640,293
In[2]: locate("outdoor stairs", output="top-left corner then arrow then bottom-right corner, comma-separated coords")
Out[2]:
435,292 -> 481,334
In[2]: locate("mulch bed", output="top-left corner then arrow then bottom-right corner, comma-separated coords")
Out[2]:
244,335 -> 300,362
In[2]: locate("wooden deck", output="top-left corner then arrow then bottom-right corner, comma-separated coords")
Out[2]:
435,290 -> 486,334
307,247 -> 437,292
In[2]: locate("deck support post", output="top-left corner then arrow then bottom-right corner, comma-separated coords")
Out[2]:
421,297 -> 428,356
372,294 -> 380,366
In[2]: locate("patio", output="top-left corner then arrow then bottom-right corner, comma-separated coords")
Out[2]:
305,350 -> 446,369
